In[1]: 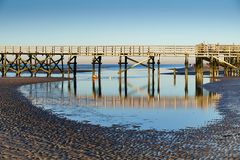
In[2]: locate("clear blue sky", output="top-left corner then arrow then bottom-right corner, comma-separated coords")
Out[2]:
0,0 -> 239,45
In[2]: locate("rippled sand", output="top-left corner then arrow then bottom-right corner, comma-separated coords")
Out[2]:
0,77 -> 239,159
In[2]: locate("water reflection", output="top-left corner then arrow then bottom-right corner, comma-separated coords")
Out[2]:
36,78 -> 219,109
20,67 -> 221,130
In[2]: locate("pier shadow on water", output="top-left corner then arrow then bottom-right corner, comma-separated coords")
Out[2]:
20,65 -> 222,131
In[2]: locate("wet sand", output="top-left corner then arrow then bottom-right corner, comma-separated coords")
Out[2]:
0,77 -> 240,159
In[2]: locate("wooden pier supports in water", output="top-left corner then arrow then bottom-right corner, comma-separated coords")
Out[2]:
118,56 -> 128,97
185,55 -> 189,97
68,56 -> 77,78
92,56 -> 102,79
195,57 -> 203,79
147,56 -> 155,97
91,56 -> 102,98
1,53 -> 6,77
210,57 -> 218,78
157,58 -> 160,95
0,52 -> 66,78
195,57 -> 203,96
117,56 -> 156,98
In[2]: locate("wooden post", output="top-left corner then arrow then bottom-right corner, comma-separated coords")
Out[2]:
16,54 -> 20,77
184,54 -> 189,97
47,55 -> 51,77
224,67 -> 229,77
98,76 -> 102,97
29,54 -> 33,77
1,54 -> 4,77
213,59 -> 217,77
61,55 -> 64,78
124,56 -> 128,97
195,57 -> 203,80
0,54 -> 2,77
151,56 -> 155,96
185,54 -> 189,77
195,57 -> 203,96
209,57 -> 217,78
3,47 -> 7,77
147,58 -> 150,96
34,54 -> 37,77
173,68 -> 176,86
92,79 -> 96,98
185,72 -> 188,98
157,58 -> 160,94
73,78 -> 77,97
98,56 -> 102,79
118,56 -> 122,97
68,56 -> 71,78
73,56 -> 77,78
92,56 -> 96,77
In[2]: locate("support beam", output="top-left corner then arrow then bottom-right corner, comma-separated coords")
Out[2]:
92,56 -> 102,79
92,56 -> 96,77
68,56 -> 78,78
98,56 -> 102,79
3,53 -> 6,77
118,56 -> 122,97
210,57 -> 217,78
127,57 -> 151,69
184,54 -> 189,98
151,57 -> 155,96
173,68 -> 176,86
185,72 -> 188,98
147,56 -> 155,97
73,56 -> 77,78
29,54 -> 33,77
124,56 -> 128,97
16,54 -> 20,77
1,54 -> 4,77
98,77 -> 102,97
157,58 -> 160,94
118,58 -> 149,74
195,57 -> 203,80
195,57 -> 203,97
185,54 -> 189,77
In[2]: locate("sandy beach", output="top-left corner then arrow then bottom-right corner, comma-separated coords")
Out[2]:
0,77 -> 240,159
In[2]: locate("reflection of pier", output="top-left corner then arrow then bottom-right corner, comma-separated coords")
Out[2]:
28,92 -> 220,109
26,79 -> 220,109
75,95 -> 220,109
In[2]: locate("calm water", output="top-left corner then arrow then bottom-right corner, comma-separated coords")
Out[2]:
20,64 -> 222,130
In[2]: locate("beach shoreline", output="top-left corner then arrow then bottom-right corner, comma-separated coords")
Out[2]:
0,77 -> 240,159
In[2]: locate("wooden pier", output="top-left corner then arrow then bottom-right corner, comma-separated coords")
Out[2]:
1,44 -> 240,79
